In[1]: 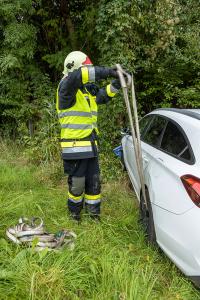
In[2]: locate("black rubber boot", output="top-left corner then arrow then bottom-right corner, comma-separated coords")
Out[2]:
68,200 -> 83,222
70,213 -> 81,222
90,214 -> 101,221
85,202 -> 101,221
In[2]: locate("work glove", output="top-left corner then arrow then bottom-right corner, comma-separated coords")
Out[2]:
111,79 -> 121,90
84,83 -> 99,96
121,68 -> 132,87
110,66 -> 132,86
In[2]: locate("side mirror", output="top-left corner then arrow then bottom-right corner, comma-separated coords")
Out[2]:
120,127 -> 131,136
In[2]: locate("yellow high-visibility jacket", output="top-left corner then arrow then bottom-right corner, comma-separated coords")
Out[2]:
56,65 -> 119,160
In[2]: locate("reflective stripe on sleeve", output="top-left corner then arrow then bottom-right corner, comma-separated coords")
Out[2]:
82,67 -> 89,84
110,84 -> 119,94
106,84 -> 117,97
56,87 -> 59,111
91,111 -> 97,116
61,124 -> 93,129
88,66 -> 95,82
58,111 -> 92,118
68,191 -> 83,203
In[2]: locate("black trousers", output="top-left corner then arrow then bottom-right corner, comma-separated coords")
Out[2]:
63,156 -> 101,216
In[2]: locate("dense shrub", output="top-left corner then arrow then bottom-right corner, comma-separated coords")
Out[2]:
0,0 -> 199,161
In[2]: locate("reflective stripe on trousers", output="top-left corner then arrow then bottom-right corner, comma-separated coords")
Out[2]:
68,192 -> 101,204
84,193 -> 101,204
68,191 -> 83,203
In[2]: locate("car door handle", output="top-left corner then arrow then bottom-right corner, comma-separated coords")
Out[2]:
157,157 -> 164,163
142,155 -> 149,163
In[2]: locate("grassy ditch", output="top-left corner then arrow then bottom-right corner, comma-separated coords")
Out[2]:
0,142 -> 199,300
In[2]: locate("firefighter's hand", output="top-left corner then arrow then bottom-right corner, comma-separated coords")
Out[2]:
111,79 -> 121,90
110,66 -> 132,87
125,72 -> 132,87
121,69 -> 132,87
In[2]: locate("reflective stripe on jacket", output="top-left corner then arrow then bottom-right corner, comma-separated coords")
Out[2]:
56,66 -> 119,160
56,75 -> 98,159
56,89 -> 98,140
60,140 -> 98,160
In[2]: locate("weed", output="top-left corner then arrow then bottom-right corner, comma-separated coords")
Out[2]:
0,142 -> 199,299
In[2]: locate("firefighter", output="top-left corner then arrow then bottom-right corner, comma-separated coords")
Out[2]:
56,51 -> 122,221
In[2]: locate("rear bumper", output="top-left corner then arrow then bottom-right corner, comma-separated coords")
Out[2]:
153,204 -> 200,276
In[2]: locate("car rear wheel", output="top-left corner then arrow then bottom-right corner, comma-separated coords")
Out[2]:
139,188 -> 156,245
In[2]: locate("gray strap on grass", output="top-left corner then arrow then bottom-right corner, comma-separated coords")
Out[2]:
6,217 -> 77,251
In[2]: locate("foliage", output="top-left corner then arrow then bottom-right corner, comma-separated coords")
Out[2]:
0,0 -> 200,158
93,0 -> 200,149
0,0 -> 54,140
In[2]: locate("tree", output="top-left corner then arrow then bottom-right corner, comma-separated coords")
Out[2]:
0,0 -> 53,137
89,0 -> 200,149
0,0 -> 199,155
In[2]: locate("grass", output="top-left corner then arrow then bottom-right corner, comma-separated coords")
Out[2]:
0,141 -> 200,300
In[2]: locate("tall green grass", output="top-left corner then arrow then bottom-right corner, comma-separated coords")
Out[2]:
0,141 -> 199,300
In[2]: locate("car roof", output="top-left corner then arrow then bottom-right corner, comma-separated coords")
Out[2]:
154,108 -> 200,121
187,109 -> 200,115
147,108 -> 200,166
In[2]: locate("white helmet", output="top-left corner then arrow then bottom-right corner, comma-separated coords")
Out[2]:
62,51 -> 92,75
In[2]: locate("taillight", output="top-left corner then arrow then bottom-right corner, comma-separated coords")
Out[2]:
181,175 -> 200,207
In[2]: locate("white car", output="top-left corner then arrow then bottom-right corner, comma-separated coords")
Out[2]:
121,108 -> 200,287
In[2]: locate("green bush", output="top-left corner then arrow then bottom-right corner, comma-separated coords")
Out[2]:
0,0 -> 199,167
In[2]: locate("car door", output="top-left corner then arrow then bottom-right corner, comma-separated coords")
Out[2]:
142,116 -> 195,214
122,114 -> 155,197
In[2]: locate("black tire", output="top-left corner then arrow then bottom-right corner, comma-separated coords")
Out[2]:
139,188 -> 156,245
120,150 -> 127,172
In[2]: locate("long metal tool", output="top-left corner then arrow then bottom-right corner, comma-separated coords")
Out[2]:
116,64 -> 147,207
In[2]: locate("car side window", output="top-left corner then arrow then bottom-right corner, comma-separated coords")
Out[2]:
142,115 -> 167,146
139,115 -> 154,137
160,121 -> 192,161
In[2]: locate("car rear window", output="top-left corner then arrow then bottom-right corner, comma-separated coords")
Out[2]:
160,121 -> 192,162
142,115 -> 167,146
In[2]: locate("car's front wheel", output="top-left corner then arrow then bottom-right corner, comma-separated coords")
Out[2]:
139,188 -> 156,245
120,149 -> 127,172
